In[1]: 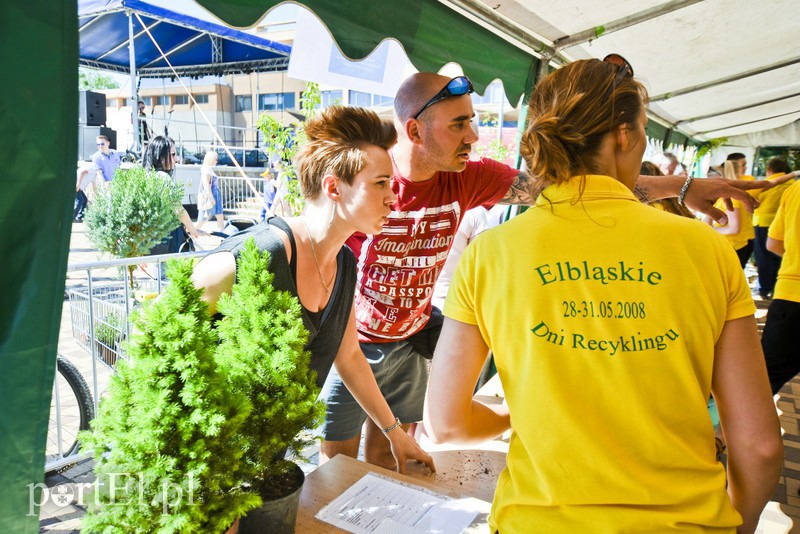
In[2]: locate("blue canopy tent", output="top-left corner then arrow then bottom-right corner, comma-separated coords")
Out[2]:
79,0 -> 290,77
79,0 -> 291,149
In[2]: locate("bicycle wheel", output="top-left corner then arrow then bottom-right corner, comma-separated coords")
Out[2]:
47,355 -> 94,461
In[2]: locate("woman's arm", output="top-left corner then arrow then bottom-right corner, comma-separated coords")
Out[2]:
179,207 -> 205,238
332,305 -> 435,474
423,317 -> 510,444
201,167 -> 216,206
702,206 -> 741,235
767,237 -> 785,257
191,252 -> 236,315
712,316 -> 783,534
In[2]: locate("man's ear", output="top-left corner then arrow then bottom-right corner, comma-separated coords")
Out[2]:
405,118 -> 424,145
321,173 -> 340,198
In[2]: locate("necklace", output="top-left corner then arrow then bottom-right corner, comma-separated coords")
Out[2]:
302,219 -> 334,293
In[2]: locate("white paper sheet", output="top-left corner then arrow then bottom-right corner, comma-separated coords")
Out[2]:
315,473 -> 488,534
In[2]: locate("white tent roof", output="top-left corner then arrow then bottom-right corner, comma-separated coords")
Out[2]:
443,0 -> 800,144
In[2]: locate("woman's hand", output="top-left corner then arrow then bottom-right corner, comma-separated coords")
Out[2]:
385,427 -> 436,475
188,227 -> 209,239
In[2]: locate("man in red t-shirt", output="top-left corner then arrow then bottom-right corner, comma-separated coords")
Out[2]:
319,73 -> 530,469
319,72 -> 773,471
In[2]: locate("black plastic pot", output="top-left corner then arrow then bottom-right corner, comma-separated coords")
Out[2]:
238,463 -> 305,534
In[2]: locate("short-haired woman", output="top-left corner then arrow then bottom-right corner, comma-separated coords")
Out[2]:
192,106 -> 435,474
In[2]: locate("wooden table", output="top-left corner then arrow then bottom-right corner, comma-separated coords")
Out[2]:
296,449 -> 506,533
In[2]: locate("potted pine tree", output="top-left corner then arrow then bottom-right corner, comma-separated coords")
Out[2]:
84,165 -> 183,289
79,259 -> 259,533
93,311 -> 124,367
215,239 -> 324,533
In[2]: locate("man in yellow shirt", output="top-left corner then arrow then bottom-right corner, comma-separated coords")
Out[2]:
762,177 -> 800,392
752,158 -> 799,298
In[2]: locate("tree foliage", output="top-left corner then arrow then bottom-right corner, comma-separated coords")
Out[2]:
85,166 -> 183,286
257,82 -> 322,214
79,67 -> 120,90
79,241 -> 323,531
79,260 -> 259,533
215,239 -> 324,498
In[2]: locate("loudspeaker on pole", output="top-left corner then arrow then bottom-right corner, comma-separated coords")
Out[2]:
78,90 -> 107,126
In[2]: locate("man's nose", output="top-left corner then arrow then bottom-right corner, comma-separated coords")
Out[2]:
465,126 -> 479,144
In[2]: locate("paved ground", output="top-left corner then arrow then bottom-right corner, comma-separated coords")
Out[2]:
38,222 -> 800,532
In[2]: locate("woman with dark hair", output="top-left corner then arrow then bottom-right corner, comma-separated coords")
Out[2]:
143,135 -> 203,253
424,57 -> 782,533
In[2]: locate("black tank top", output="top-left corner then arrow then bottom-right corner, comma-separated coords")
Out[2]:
214,217 -> 356,388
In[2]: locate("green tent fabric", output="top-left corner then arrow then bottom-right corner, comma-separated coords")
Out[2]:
196,1 -> 702,147
195,0 -> 539,106
1,2 -> 76,532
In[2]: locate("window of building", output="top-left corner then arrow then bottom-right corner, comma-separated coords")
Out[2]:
194,94 -> 209,104
236,95 -> 253,112
319,90 -> 343,108
348,90 -> 371,108
257,92 -> 295,111
106,98 -> 117,108
174,95 -> 189,105
154,95 -> 169,106
141,96 -> 152,106
372,94 -> 394,107
347,90 -> 393,108
471,80 -> 507,106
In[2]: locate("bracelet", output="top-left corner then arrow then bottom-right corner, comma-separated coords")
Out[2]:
381,417 -> 402,434
677,176 -> 694,206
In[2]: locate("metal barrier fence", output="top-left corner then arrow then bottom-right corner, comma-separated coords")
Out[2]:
215,174 -> 271,218
47,250 -> 210,473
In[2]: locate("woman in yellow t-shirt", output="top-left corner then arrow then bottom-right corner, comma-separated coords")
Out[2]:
423,57 -> 782,533
702,159 -> 755,268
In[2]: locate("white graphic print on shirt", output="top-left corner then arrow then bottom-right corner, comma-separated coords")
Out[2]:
354,201 -> 462,340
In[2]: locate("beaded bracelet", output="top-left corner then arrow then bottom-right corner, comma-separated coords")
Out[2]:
381,417 -> 402,434
677,176 -> 694,206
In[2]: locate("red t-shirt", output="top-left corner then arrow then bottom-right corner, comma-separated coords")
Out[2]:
347,157 -> 518,343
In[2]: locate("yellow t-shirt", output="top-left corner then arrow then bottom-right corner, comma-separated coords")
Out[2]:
769,179 -> 800,302
752,174 -> 794,227
738,175 -> 756,239
711,197 -> 753,250
446,175 -> 753,533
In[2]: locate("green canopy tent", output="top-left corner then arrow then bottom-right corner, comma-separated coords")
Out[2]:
1,3 -> 77,532
195,0 -> 542,105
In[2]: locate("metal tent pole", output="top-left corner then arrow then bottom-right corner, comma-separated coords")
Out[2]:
128,10 -> 140,152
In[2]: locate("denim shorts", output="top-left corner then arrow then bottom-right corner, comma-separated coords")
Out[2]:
319,339 -> 430,441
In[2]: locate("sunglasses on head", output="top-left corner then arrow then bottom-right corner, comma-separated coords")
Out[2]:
413,76 -> 475,120
602,53 -> 634,101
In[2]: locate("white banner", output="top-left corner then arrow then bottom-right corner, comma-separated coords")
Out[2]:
288,8 -> 412,97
